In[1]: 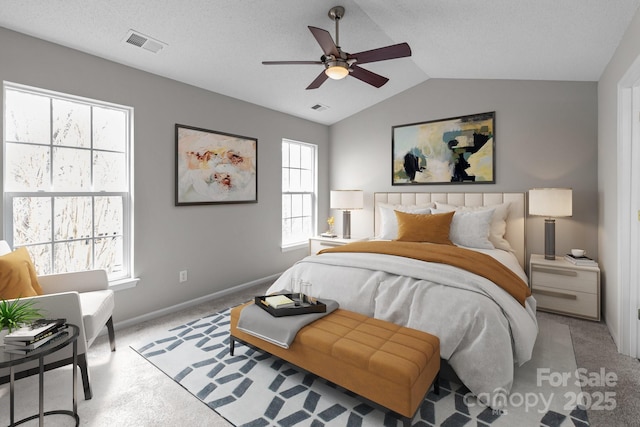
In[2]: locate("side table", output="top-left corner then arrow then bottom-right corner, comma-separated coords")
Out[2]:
529,254 -> 601,320
308,236 -> 368,255
1,323 -> 79,426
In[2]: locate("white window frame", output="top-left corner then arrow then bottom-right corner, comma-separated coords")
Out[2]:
3,81 -> 136,288
281,138 -> 317,250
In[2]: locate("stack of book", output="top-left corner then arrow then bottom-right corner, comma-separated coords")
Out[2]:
3,318 -> 68,355
564,254 -> 598,266
263,294 -> 296,309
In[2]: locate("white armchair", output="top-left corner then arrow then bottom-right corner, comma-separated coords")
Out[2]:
0,240 -> 115,400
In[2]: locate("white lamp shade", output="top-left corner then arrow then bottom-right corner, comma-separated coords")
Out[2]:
529,188 -> 573,217
330,190 -> 364,210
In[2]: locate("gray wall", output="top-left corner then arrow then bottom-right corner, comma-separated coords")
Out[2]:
598,8 -> 640,349
0,27 -> 329,322
329,79 -> 598,265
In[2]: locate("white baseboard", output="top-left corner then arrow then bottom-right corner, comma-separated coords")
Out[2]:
111,273 -> 281,332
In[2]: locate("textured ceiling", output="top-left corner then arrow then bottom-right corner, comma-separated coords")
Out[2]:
1,0 -> 638,125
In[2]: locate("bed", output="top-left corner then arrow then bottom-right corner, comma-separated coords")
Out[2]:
266,192 -> 538,406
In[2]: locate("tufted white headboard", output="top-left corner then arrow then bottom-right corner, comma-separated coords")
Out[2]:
374,192 -> 526,268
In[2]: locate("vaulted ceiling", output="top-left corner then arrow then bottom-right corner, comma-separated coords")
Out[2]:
1,0 -> 638,125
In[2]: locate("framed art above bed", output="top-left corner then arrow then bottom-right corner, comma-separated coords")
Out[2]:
392,112 -> 495,185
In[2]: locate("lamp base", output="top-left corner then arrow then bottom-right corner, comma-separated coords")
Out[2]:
544,218 -> 556,260
342,210 -> 351,239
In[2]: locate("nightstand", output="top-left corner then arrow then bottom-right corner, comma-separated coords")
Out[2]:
309,236 -> 368,255
529,254 -> 600,321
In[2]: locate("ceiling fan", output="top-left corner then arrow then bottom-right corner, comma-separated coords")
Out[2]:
262,6 -> 412,90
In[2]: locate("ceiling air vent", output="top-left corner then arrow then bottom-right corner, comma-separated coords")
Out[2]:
124,30 -> 166,54
311,103 -> 329,112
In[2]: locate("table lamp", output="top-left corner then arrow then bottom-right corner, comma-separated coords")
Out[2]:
330,190 -> 364,239
529,188 -> 573,260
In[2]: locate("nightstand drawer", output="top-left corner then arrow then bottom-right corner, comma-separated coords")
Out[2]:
532,285 -> 599,320
309,237 -> 368,255
310,239 -> 344,254
530,265 -> 598,294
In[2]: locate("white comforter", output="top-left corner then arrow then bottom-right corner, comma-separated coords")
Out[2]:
266,247 -> 538,405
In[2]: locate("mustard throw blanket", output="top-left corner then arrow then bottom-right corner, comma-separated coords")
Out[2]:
319,241 -> 531,306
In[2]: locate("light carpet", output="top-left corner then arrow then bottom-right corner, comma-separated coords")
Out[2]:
132,309 -> 589,427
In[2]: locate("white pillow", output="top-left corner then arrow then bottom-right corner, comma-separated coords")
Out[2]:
435,202 -> 513,252
377,203 -> 433,240
432,208 -> 495,249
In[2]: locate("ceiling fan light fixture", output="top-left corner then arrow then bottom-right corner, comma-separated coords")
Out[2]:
262,5 -> 411,89
325,61 -> 349,80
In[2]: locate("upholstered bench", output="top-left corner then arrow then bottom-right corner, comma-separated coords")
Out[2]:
229,302 -> 440,423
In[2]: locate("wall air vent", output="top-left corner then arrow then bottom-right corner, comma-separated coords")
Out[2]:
124,30 -> 166,54
311,103 -> 329,112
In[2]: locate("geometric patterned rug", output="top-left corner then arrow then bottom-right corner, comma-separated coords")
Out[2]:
132,309 -> 589,427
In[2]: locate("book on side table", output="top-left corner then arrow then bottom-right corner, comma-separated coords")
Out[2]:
564,254 -> 597,266
3,318 -> 68,354
3,327 -> 70,354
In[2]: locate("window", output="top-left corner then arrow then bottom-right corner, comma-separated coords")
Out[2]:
3,82 -> 133,281
281,139 -> 317,248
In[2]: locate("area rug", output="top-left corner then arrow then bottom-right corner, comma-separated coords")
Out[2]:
132,309 -> 589,427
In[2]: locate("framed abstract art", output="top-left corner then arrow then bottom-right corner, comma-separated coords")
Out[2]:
392,112 -> 495,185
175,124 -> 257,205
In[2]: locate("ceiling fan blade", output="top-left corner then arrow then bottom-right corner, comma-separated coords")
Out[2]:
306,71 -> 329,90
262,61 -> 323,65
349,42 -> 412,65
350,65 -> 389,88
308,26 -> 339,57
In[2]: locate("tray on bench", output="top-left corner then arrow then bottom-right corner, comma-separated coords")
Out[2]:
255,294 -> 326,317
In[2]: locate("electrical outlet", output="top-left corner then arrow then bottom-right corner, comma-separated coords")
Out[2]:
179,270 -> 188,283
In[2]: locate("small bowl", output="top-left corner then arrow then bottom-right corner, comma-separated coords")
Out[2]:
571,249 -> 586,257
